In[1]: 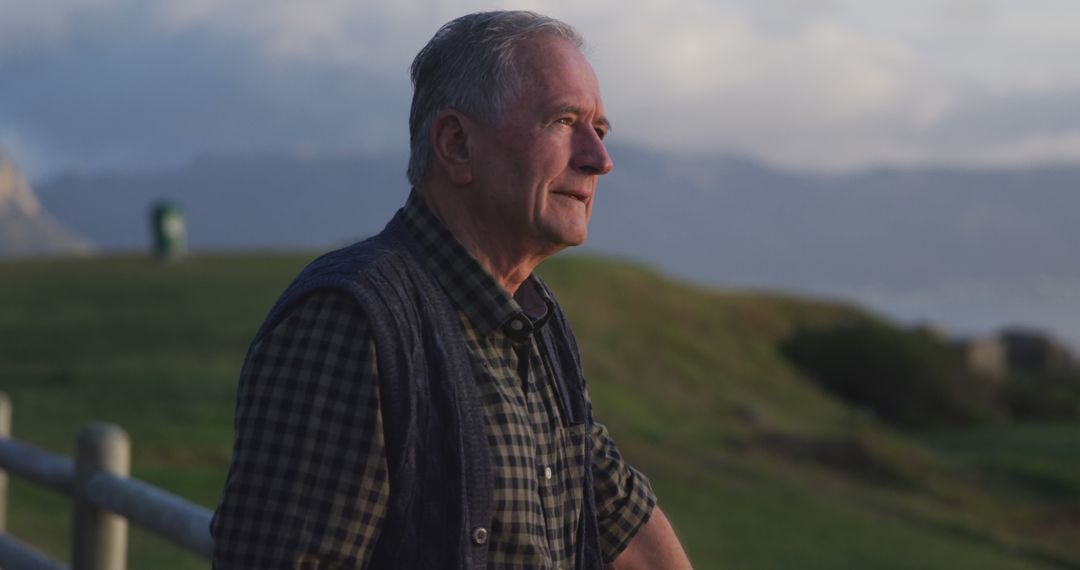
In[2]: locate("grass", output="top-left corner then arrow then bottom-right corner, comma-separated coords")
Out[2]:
2,252 -> 1079,568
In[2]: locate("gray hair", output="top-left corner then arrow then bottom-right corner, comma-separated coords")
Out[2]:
406,11 -> 584,187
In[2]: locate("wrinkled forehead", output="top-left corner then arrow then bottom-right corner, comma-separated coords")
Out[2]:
510,34 -> 602,101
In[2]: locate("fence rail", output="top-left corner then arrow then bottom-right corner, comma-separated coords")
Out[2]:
0,392 -> 214,570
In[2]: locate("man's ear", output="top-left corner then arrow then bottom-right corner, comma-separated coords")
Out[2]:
431,110 -> 473,186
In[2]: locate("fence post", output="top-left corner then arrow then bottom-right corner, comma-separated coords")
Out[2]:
72,423 -> 130,570
0,391 -> 10,533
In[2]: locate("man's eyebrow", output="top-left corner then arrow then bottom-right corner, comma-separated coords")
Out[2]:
555,105 -> 613,132
596,115 -> 612,133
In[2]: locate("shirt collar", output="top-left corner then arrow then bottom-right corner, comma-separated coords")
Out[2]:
401,190 -> 552,339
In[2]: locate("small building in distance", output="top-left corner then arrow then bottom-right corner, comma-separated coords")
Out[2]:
999,327 -> 1077,375
965,336 -> 1008,381
959,326 -> 1078,380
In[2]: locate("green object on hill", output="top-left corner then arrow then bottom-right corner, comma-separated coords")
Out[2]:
150,202 -> 187,261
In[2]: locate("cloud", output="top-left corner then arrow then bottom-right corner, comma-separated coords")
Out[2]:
150,1 -> 433,69
5,0 -> 1080,177
585,2 -> 946,168
0,0 -> 133,66
579,1 -> 1080,169
0,25 -> 412,179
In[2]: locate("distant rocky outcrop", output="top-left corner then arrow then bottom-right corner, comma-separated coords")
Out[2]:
0,149 -> 94,257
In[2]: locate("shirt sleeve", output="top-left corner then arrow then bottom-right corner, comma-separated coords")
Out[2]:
590,419 -> 658,562
211,291 -> 389,569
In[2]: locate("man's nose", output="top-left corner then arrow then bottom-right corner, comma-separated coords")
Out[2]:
572,126 -> 614,175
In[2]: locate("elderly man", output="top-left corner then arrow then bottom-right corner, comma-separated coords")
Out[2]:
211,10 -> 691,570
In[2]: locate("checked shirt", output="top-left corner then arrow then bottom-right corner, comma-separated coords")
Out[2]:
213,192 -> 655,569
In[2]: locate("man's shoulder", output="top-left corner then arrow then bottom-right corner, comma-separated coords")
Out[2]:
288,211 -> 442,300
297,227 -> 412,286
254,217 -> 439,342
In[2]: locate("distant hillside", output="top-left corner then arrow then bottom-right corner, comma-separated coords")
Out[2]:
0,149 -> 93,257
34,147 -> 1080,287
33,146 -> 1080,348
36,152 -> 406,251
1,253 -> 1077,568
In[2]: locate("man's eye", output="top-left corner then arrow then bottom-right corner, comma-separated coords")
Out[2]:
557,117 -> 574,126
595,128 -> 607,140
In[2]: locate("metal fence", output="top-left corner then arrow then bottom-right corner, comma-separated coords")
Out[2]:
0,392 -> 214,570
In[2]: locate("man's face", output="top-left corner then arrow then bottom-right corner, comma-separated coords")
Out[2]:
466,34 -> 613,258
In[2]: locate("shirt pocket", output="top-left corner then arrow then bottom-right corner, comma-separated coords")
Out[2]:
555,422 -> 587,521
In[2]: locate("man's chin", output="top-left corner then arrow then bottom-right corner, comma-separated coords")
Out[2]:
536,224 -> 588,255
535,237 -> 584,259
566,235 -> 587,247
560,229 -> 588,248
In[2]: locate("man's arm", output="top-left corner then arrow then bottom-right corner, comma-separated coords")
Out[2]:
588,420 -> 692,566
211,292 -> 388,568
607,505 -> 692,569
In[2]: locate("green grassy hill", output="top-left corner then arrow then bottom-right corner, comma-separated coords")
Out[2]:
2,253 -> 1079,568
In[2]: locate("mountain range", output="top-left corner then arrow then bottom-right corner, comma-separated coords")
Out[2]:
24,144 -> 1080,348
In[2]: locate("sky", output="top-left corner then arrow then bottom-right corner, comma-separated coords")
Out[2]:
3,0 -> 1080,180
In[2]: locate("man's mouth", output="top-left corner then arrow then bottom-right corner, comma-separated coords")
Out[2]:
553,190 -> 590,203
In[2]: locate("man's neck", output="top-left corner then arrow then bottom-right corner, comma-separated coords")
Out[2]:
416,187 -> 555,295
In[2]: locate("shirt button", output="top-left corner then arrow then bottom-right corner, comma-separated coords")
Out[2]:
510,319 -> 524,331
472,526 -> 488,545
544,466 -> 553,480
